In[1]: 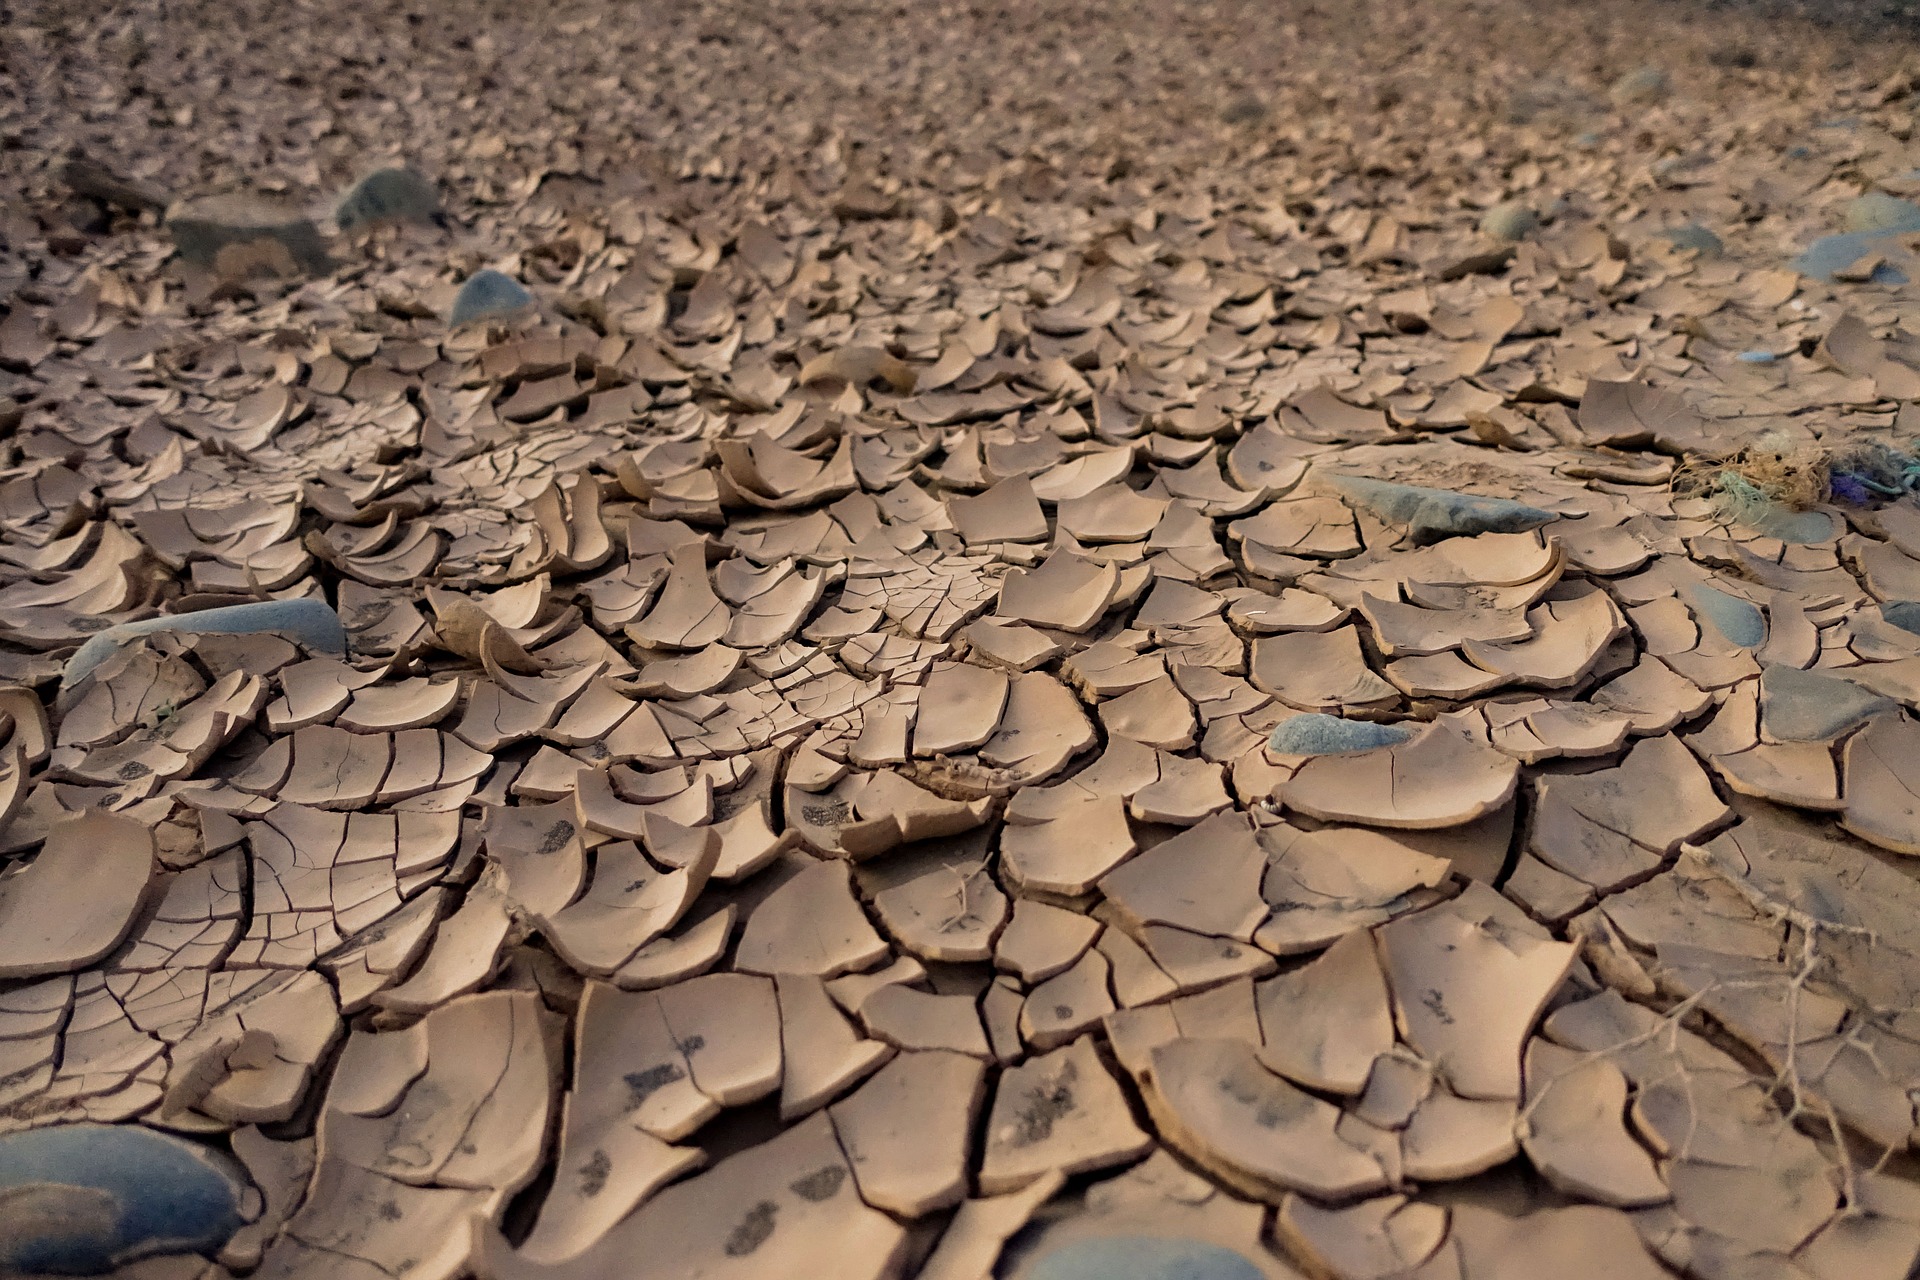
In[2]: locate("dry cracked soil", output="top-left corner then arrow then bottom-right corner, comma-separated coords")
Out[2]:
9,0 -> 1920,1276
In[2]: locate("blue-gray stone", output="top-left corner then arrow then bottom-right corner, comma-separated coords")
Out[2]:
1759,664 -> 1892,743
165,196 -> 332,277
1269,714 -> 1413,757
1746,507 -> 1836,545
1883,601 -> 1920,636
449,270 -> 535,329
1220,96 -> 1267,125
0,1124 -> 248,1274
61,598 -> 346,690
1479,201 -> 1539,242
335,167 -> 443,234
1736,350 -> 1774,363
1687,583 -> 1767,649
1326,474 -> 1558,544
1659,224 -> 1722,256
1027,1236 -> 1267,1280
1610,66 -> 1671,106
1845,193 -> 1920,234
1795,232 -> 1875,280
1795,229 -> 1918,283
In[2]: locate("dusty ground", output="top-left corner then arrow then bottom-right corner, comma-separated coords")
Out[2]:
7,0 -> 1920,1277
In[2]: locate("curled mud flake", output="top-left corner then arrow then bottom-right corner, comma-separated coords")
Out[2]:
28,8 -> 1920,1272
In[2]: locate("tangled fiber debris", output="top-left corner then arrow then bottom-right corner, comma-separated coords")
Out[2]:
1677,438 -> 1920,531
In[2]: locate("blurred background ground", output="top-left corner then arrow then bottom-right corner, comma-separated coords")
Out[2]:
5,0 -> 1920,235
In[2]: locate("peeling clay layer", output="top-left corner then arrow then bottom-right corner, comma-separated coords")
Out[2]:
4,0 -> 1920,1278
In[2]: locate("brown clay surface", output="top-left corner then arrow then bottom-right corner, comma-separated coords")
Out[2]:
8,0 -> 1920,1276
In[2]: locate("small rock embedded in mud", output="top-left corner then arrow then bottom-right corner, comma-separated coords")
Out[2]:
1609,65 -> 1670,106
1479,199 -> 1539,241
166,194 -> 332,277
1843,191 -> 1920,234
335,166 -> 444,234
449,269 -> 537,328
0,1124 -> 249,1275
1269,713 -> 1414,757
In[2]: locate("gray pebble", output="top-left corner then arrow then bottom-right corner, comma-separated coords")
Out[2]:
0,1124 -> 248,1275
166,195 -> 331,276
1025,1235 -> 1266,1280
62,598 -> 346,690
1882,600 -> 1920,636
1843,192 -> 1920,235
449,270 -> 537,329
1610,66 -> 1671,106
1479,200 -> 1539,242
1328,474 -> 1558,543
1658,223 -> 1723,256
1269,714 -> 1414,757
336,167 -> 444,234
1795,229 -> 1911,283
1758,664 -> 1892,742
1687,583 -> 1767,649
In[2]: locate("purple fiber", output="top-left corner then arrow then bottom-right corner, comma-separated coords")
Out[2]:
1830,474 -> 1871,504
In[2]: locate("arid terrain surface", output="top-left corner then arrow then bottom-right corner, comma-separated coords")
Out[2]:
9,0 -> 1920,1277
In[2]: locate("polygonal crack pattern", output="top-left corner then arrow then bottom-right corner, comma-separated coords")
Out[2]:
5,2 -> 1920,1278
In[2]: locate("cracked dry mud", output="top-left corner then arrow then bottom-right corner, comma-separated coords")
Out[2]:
9,0 -> 1920,1276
